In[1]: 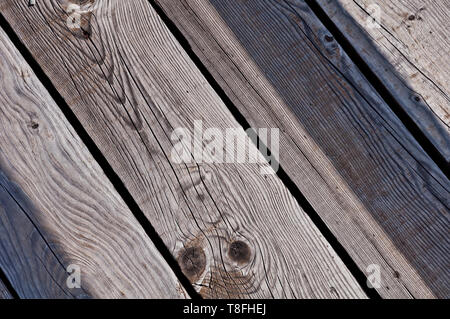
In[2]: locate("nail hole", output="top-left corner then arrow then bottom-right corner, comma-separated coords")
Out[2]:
82,29 -> 91,39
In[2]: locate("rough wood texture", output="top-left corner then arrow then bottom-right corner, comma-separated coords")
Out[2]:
0,0 -> 368,298
0,27 -> 184,299
155,0 -> 450,298
0,279 -> 13,299
316,0 -> 449,161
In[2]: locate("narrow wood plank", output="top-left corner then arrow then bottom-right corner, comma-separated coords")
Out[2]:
0,27 -> 184,299
155,0 -> 450,298
316,0 -> 449,161
0,0 -> 367,298
0,278 -> 13,299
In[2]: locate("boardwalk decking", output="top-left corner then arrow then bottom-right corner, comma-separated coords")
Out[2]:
0,0 -> 448,299
155,0 -> 449,298
0,27 -> 183,298
316,0 -> 450,162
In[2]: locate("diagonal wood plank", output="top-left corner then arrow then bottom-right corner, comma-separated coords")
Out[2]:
316,0 -> 450,162
155,0 -> 450,298
0,0 -> 367,298
0,27 -> 184,299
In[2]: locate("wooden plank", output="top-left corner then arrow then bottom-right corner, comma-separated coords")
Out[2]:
0,279 -> 13,299
154,0 -> 450,298
0,0 -> 367,298
0,27 -> 184,299
316,0 -> 449,161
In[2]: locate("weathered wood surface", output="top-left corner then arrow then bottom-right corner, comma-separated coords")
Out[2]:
155,0 -> 450,298
316,0 -> 450,161
0,279 -> 13,299
0,183 -> 80,299
0,27 -> 184,299
0,0 -> 368,298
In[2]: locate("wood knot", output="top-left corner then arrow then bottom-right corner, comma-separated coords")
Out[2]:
178,246 -> 206,282
228,240 -> 251,264
65,3 -> 94,40
324,34 -> 334,42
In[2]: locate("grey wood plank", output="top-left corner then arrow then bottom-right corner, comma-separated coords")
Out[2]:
0,0 -> 367,298
0,27 -> 184,299
155,0 -> 450,298
316,0 -> 449,161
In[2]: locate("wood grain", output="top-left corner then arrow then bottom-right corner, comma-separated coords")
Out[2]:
0,278 -> 13,299
0,27 -> 184,299
0,0 -> 367,298
155,0 -> 450,298
316,0 -> 449,161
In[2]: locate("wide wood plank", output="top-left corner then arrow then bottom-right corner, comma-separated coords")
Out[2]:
0,278 -> 13,299
316,0 -> 449,161
0,27 -> 183,299
0,0 -> 367,298
155,0 -> 450,298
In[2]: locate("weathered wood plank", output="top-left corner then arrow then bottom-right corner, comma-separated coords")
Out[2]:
0,27 -> 184,299
0,278 -> 13,299
1,0 -> 367,298
316,0 -> 449,161
155,0 -> 450,298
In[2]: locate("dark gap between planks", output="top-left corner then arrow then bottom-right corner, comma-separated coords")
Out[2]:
148,0 -> 382,299
0,12 -> 201,300
0,266 -> 20,299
